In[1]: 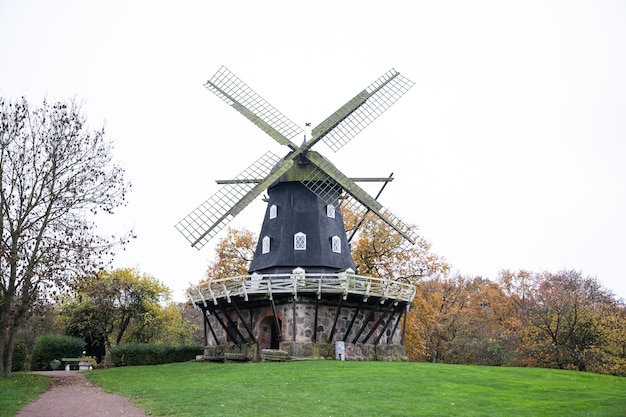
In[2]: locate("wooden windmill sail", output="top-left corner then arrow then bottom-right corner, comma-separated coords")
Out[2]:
176,66 -> 417,266
178,67 -> 418,361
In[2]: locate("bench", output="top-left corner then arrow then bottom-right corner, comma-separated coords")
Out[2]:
61,358 -> 92,371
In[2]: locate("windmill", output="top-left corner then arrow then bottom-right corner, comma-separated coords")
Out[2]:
179,67 -> 418,361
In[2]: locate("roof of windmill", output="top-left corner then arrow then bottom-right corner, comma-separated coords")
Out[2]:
270,150 -> 338,185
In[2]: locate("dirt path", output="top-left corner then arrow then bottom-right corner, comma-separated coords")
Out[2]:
16,371 -> 147,417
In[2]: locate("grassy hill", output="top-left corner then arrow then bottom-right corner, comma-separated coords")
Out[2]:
84,361 -> 626,417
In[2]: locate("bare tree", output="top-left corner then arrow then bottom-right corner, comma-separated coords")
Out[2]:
0,97 -> 131,377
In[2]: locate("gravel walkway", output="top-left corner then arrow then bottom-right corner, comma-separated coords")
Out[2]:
16,371 -> 147,417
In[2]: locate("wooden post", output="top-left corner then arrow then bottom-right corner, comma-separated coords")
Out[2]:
401,304 -> 408,346
313,296 -> 319,342
270,297 -> 282,342
202,306 -> 219,345
352,302 -> 379,344
375,304 -> 400,344
232,300 -> 257,343
202,307 -> 209,346
343,300 -> 362,342
328,297 -> 343,342
292,297 -> 297,342
211,309 -> 238,343
389,304 -> 404,344
362,301 -> 395,344
218,304 -> 247,344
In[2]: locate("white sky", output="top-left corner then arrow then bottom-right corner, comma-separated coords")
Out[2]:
1,0 -> 625,301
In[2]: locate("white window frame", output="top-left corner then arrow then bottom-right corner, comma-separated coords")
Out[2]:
331,235 -> 342,253
326,204 -> 336,219
294,232 -> 307,250
262,236 -> 271,254
269,204 -> 277,219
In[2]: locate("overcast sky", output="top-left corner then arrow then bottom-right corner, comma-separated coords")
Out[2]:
1,0 -> 625,301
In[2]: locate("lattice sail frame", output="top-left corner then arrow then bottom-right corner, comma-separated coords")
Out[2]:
340,195 -> 419,250
302,165 -> 342,206
301,158 -> 419,248
177,66 -> 418,250
205,66 -> 302,148
175,151 -> 282,249
312,69 -> 415,152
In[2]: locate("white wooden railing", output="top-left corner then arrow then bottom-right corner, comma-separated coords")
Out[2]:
188,272 -> 416,306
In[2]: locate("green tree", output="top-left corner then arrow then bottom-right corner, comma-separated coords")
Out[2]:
61,268 -> 187,360
0,98 -> 130,377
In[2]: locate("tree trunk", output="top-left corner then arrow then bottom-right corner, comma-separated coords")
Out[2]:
0,333 -> 7,378
0,291 -> 15,378
3,329 -> 17,377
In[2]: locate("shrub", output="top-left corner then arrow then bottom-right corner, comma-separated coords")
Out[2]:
110,343 -> 203,366
31,335 -> 85,371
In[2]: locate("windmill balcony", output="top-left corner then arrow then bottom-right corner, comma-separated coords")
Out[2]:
187,272 -> 416,306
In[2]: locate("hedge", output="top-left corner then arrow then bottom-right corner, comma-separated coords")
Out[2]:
31,335 -> 85,371
110,343 -> 203,366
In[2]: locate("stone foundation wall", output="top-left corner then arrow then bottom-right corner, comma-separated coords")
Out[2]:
289,301 -> 404,345
203,298 -> 407,361
203,341 -> 407,361
204,343 -> 258,360
281,341 -> 407,361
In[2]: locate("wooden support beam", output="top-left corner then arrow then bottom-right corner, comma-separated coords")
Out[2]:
328,297 -> 343,342
292,297 -> 297,342
375,304 -> 401,345
232,299 -> 257,344
219,304 -> 247,344
270,297 -> 282,342
388,304 -> 405,344
361,301 -> 395,344
343,300 -> 362,342
352,303 -> 379,344
313,296 -> 319,342
211,309 -> 238,343
401,304 -> 409,346
201,306 -> 219,345
201,308 -> 209,346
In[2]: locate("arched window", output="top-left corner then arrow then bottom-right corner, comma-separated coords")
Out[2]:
331,235 -> 341,253
262,236 -> 271,254
294,232 -> 306,250
326,204 -> 335,219
269,204 -> 277,219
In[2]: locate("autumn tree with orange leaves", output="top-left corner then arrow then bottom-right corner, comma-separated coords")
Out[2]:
499,269 -> 626,374
200,213 -> 626,375
204,227 -> 256,281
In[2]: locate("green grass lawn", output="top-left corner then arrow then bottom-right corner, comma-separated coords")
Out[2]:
84,361 -> 626,417
0,373 -> 49,417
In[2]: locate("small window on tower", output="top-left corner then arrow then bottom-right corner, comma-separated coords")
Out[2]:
262,236 -> 271,254
269,204 -> 277,219
294,232 -> 306,250
326,204 -> 335,219
331,235 -> 341,253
